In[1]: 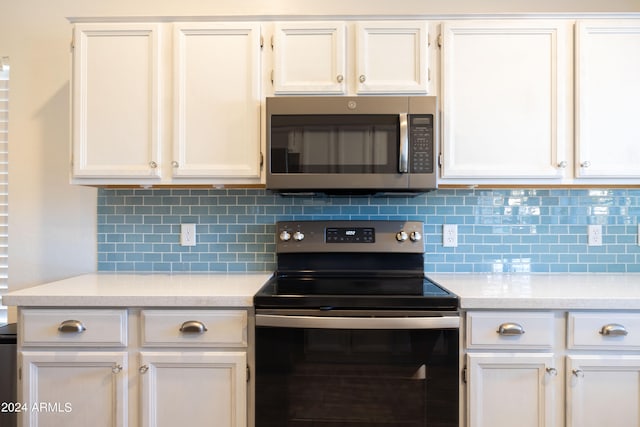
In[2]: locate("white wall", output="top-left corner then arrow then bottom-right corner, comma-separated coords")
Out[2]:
0,0 -> 639,321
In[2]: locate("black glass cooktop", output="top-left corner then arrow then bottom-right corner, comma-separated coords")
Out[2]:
254,274 -> 458,311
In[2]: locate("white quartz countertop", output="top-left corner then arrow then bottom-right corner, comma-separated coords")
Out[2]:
6,272 -> 640,311
3,273 -> 273,308
430,273 -> 640,310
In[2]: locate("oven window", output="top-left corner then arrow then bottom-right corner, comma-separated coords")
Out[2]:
255,327 -> 458,427
270,115 -> 399,174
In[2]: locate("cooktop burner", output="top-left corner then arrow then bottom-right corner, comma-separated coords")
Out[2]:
255,220 -> 459,312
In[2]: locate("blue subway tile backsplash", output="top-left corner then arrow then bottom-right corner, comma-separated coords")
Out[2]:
98,188 -> 640,273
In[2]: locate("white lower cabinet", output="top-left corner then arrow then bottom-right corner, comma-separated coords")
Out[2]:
139,351 -> 246,427
465,311 -> 560,427
467,353 -> 557,427
465,310 -> 640,427
565,311 -> 640,427
17,308 -> 249,427
138,309 -> 248,427
21,351 -> 128,427
566,355 -> 640,427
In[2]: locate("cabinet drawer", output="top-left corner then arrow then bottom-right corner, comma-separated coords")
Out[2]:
20,309 -> 127,347
568,312 -> 640,350
141,309 -> 247,347
466,311 -> 554,349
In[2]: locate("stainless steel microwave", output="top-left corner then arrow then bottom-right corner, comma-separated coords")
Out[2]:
266,96 -> 438,194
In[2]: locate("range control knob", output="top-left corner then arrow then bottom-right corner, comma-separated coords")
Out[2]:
279,230 -> 291,241
410,231 -> 422,242
396,231 -> 408,242
293,231 -> 305,241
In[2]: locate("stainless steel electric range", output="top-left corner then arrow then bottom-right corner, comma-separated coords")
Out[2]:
254,220 -> 459,427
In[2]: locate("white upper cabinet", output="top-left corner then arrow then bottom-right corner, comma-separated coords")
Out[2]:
575,20 -> 640,179
440,20 -> 571,181
173,23 -> 261,179
71,22 -> 263,186
72,23 -> 162,179
271,21 -> 429,95
355,21 -> 428,94
272,22 -> 347,94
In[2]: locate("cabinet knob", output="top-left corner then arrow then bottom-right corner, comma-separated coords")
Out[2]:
171,161 -> 179,168
58,319 -> 87,333
112,364 -> 123,374
149,161 -> 158,169
581,161 -> 591,168
336,74 -> 344,83
139,365 -> 149,374
497,322 -> 525,336
359,75 -> 366,83
545,367 -> 558,376
179,320 -> 208,334
599,323 -> 628,337
557,161 -> 567,168
572,369 -> 584,378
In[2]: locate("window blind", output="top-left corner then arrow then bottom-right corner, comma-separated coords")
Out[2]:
0,57 -> 8,324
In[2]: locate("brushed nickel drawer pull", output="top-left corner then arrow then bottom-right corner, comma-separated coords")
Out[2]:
545,367 -> 558,376
599,323 -> 628,337
179,320 -> 208,334
139,365 -> 149,374
497,322 -> 525,336
112,364 -> 123,374
58,320 -> 87,333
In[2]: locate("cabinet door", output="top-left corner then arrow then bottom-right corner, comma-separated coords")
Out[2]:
21,351 -> 127,427
272,22 -> 346,94
140,351 -> 246,427
467,353 -> 558,427
575,20 -> 640,178
173,23 -> 261,179
355,21 -> 428,94
567,355 -> 640,427
441,20 -> 571,180
72,23 -> 162,179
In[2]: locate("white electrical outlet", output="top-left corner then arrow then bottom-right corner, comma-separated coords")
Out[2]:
443,224 -> 458,247
180,223 -> 197,247
588,224 -> 602,246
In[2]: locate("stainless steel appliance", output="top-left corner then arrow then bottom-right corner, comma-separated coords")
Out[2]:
266,96 -> 438,194
254,221 -> 459,427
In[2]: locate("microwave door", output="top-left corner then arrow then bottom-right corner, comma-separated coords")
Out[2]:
268,112 -> 412,191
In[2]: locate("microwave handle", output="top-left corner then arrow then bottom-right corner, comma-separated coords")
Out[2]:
398,113 -> 409,173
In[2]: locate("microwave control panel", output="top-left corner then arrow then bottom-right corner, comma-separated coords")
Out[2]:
409,115 -> 434,174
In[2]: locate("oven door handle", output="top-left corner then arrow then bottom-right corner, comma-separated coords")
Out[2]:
256,314 -> 459,329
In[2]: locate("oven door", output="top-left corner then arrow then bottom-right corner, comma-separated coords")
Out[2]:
255,312 -> 459,427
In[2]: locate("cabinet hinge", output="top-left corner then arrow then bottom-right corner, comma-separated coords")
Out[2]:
428,67 -> 431,82
437,33 -> 443,48
462,366 -> 467,384
427,32 -> 431,47
18,367 -> 22,381
260,152 -> 264,168
260,35 -> 264,49
246,365 -> 251,382
270,69 -> 274,85
270,35 -> 274,50
70,28 -> 75,51
438,153 -> 443,168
